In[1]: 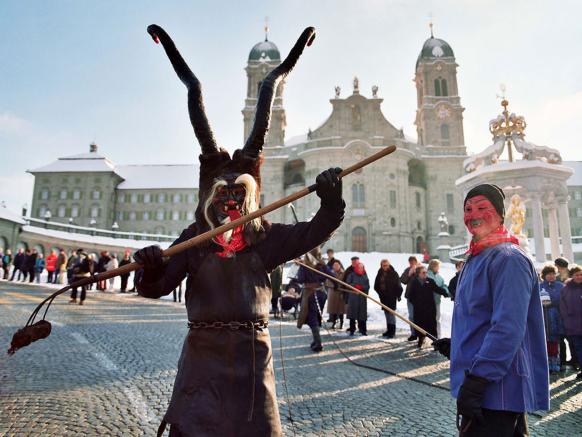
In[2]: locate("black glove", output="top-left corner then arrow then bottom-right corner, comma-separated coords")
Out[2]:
432,337 -> 451,359
134,245 -> 164,270
457,372 -> 489,425
315,167 -> 343,210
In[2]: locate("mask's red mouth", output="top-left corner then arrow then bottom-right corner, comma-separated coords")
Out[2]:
227,209 -> 241,220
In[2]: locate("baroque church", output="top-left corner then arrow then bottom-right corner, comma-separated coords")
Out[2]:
26,29 -> 469,255
249,30 -> 467,253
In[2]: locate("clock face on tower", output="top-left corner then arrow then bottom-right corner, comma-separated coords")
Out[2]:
437,105 -> 451,120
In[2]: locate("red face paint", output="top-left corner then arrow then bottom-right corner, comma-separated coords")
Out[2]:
464,195 -> 502,241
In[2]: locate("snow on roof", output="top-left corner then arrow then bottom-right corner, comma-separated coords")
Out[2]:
0,206 -> 25,224
564,161 -> 582,186
115,164 -> 199,190
284,133 -> 308,147
28,151 -> 116,173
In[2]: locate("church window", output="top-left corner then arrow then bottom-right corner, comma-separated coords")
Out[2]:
291,173 -> 304,185
389,191 -> 397,208
415,192 -> 421,209
441,124 -> 450,146
446,193 -> 454,213
417,221 -> 422,230
59,189 -> 68,200
434,77 -> 448,97
351,227 -> 367,252
57,205 -> 66,218
144,193 -> 151,203
40,189 -> 49,200
434,79 -> 441,96
390,217 -> 396,227
449,225 -> 455,235
351,105 -> 362,130
441,79 -> 448,96
352,183 -> 365,208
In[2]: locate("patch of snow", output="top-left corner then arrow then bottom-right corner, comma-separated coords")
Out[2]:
116,164 -> 199,190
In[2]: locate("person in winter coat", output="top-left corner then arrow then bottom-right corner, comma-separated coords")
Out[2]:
34,253 -> 46,283
447,260 -> 464,301
56,249 -> 68,284
296,248 -> 331,352
118,252 -> 132,292
433,183 -> 549,435
554,257 -> 570,283
327,260 -> 347,329
346,262 -> 369,336
374,259 -> 402,338
105,254 -> 119,291
400,256 -> 419,341
560,265 -> 582,379
70,253 -> 95,305
2,249 -> 12,280
96,251 -> 111,291
407,265 -> 445,348
539,264 -> 566,373
326,248 -> 343,269
427,259 -> 449,337
10,248 -> 24,281
25,249 -> 38,283
45,250 -> 57,283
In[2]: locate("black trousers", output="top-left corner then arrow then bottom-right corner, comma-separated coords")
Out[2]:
120,275 -> 129,292
460,408 -> 528,436
47,270 -> 54,283
349,319 -> 367,334
71,286 -> 87,302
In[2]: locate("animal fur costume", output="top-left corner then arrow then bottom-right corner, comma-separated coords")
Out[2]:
135,25 -> 345,437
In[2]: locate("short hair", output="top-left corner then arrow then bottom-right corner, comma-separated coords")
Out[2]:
540,264 -> 557,280
555,257 -> 569,269
327,249 -> 334,254
415,265 -> 426,275
455,260 -> 464,268
408,256 -> 418,263
380,259 -> 389,265
428,259 -> 441,271
569,264 -> 582,277
351,256 -> 360,261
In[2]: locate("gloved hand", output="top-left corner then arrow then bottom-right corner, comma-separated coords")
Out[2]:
315,167 -> 343,210
134,245 -> 164,270
432,337 -> 451,359
457,372 -> 489,425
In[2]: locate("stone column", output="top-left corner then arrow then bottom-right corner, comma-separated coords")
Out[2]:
530,196 -> 546,263
547,207 -> 560,260
558,201 -> 574,261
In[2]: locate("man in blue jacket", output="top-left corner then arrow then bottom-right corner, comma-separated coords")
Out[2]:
434,184 -> 549,435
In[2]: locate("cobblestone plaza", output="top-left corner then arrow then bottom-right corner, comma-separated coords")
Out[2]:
1,282 -> 580,436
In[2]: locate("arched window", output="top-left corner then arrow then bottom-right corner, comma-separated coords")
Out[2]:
352,183 -> 365,208
390,217 -> 396,227
434,77 -> 448,97
351,227 -> 367,252
415,192 -> 421,210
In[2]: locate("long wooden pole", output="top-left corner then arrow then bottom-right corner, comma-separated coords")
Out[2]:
295,260 -> 437,341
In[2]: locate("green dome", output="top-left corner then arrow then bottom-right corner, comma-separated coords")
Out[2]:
417,36 -> 455,67
248,39 -> 280,62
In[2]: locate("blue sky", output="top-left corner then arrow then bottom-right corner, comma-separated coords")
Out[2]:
1,0 -> 581,211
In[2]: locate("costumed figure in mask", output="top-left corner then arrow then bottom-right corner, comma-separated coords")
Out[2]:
296,247 -> 332,352
433,184 -> 549,435
133,25 -> 345,437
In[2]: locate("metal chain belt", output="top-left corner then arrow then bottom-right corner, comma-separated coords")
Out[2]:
187,320 -> 268,331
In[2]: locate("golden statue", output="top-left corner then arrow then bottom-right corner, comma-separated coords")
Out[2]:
508,194 -> 526,236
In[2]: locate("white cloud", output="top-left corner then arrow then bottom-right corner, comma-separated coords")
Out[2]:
0,112 -> 31,134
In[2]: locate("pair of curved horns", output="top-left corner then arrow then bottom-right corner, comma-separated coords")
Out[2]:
147,25 -> 315,157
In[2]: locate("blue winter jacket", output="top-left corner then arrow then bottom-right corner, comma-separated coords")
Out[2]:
451,243 -> 549,412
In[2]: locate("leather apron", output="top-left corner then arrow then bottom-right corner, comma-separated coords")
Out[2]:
163,250 -> 282,437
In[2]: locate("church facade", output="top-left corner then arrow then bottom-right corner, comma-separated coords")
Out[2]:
27,31 -> 470,255
252,32 -> 468,253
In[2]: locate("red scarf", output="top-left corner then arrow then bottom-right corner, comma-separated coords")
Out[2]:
467,225 -> 519,256
213,210 -> 248,257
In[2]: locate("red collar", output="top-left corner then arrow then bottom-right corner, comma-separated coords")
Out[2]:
467,225 -> 519,256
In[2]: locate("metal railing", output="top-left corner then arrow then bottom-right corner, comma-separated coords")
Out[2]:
24,217 -> 177,242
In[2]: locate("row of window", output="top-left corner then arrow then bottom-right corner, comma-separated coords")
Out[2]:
39,188 -> 102,201
118,192 -> 197,204
116,210 -> 195,221
38,205 -> 101,219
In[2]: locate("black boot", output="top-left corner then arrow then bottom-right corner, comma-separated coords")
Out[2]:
339,315 -> 344,330
311,326 -> 323,352
387,324 -> 396,339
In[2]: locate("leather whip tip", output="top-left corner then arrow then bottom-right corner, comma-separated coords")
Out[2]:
7,320 -> 52,356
